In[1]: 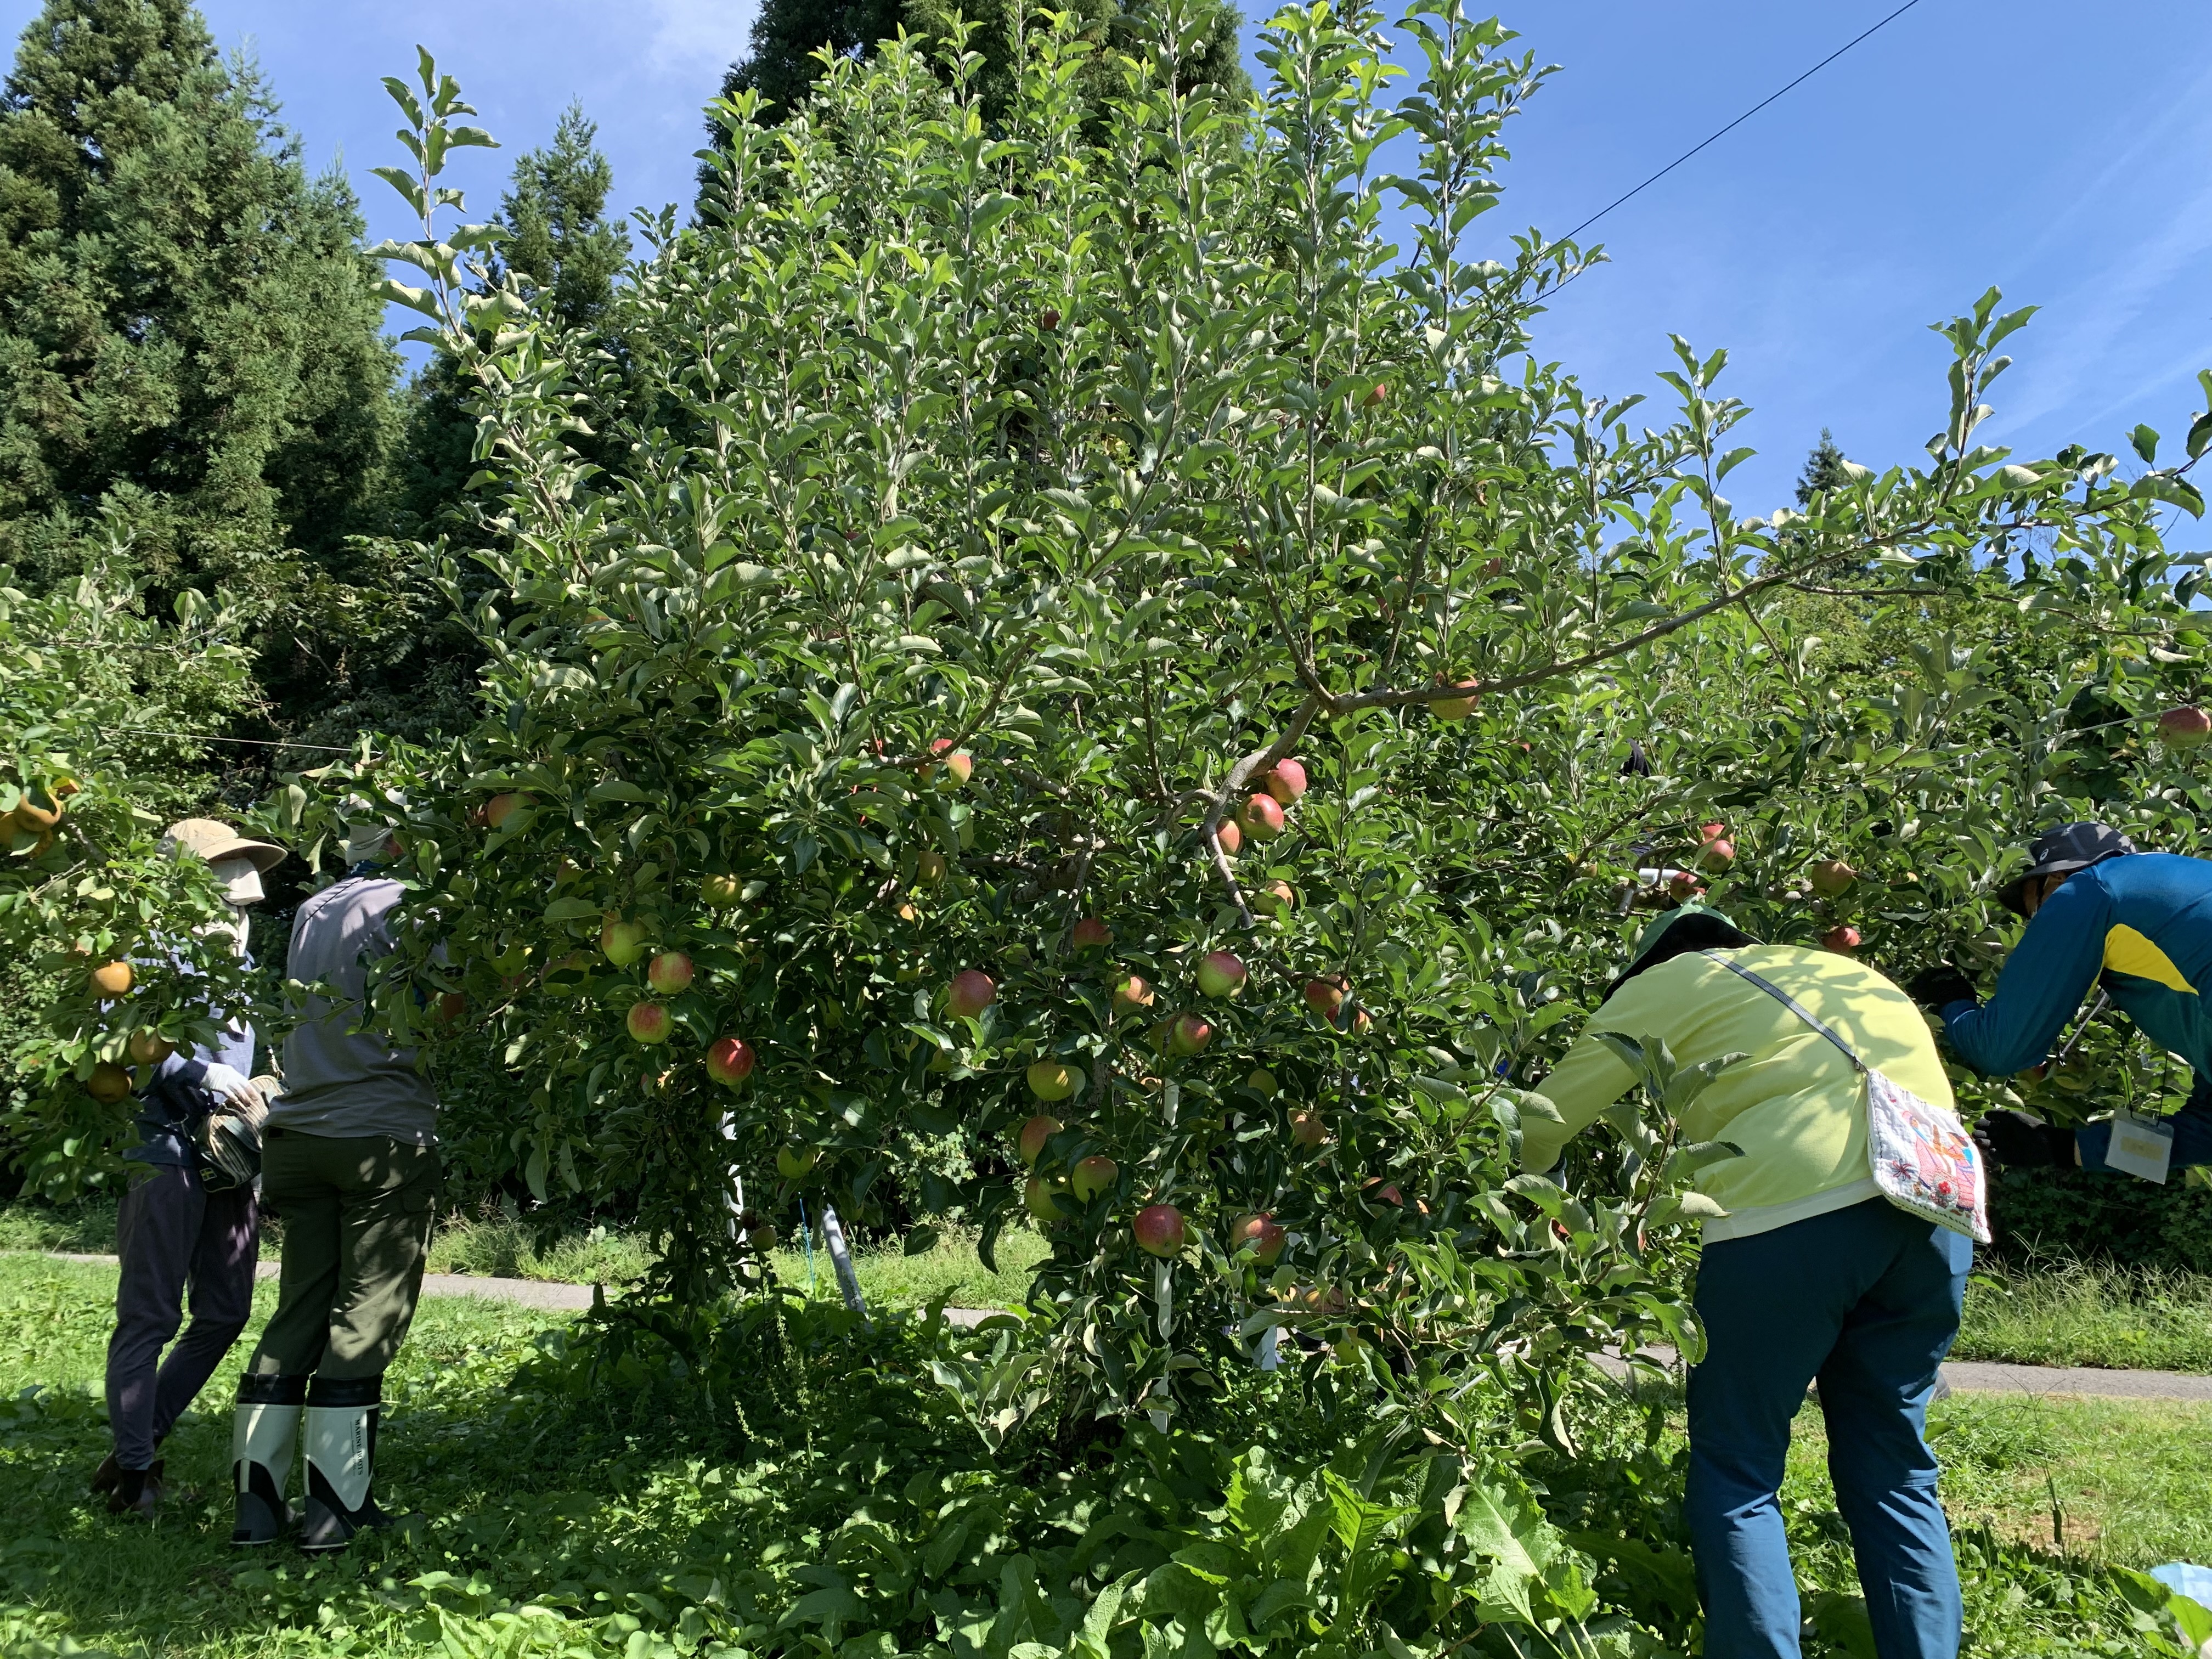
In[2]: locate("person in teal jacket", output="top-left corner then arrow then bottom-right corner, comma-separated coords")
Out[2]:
1917,822 -> 2212,1172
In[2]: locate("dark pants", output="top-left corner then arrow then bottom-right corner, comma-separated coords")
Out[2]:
106,1163 -> 260,1470
248,1130 -> 438,1381
1688,1199 -> 1972,1659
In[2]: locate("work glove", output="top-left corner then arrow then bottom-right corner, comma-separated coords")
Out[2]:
1907,964 -> 1977,1014
200,1063 -> 264,1115
1973,1108 -> 2075,1169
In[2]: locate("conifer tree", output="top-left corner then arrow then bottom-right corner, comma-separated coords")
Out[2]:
1794,427 -> 1850,506
0,0 -> 396,590
494,101 -> 629,335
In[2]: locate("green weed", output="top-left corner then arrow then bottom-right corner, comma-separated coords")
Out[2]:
1956,1261 -> 2212,1373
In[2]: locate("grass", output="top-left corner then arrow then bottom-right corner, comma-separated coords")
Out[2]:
1955,1260 -> 2212,1373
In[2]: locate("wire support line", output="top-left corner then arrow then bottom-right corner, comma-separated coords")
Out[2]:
1556,0 -> 1925,247
98,727 -> 367,754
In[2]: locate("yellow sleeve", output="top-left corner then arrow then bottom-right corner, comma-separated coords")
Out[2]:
1517,970 -> 1677,1173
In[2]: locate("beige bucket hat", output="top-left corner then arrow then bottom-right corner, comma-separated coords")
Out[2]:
162,817 -> 287,873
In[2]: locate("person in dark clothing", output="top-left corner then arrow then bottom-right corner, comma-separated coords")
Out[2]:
232,812 -> 443,1553
93,819 -> 285,1519
1914,822 -> 2212,1174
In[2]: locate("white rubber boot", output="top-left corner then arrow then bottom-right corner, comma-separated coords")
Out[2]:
299,1375 -> 393,1553
230,1373 -> 306,1546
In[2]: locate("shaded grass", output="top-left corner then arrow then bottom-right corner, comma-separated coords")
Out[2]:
1955,1260 -> 2212,1374
769,1222 -> 1047,1312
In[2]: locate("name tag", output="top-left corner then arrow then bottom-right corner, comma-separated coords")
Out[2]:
2106,1113 -> 2176,1184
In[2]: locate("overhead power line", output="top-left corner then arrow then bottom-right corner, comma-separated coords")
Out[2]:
1559,1 -> 1925,247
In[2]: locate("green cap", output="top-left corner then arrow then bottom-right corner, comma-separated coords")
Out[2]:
1628,901 -> 1748,968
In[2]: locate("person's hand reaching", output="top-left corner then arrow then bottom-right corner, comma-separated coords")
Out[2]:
1907,964 -> 1977,1014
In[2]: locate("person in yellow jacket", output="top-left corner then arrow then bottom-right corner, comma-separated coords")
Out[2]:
1522,906 -> 1968,1659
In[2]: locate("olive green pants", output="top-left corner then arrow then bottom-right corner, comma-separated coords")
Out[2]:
248,1130 -> 439,1381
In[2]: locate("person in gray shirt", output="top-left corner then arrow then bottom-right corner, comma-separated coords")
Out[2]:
230,815 -> 442,1551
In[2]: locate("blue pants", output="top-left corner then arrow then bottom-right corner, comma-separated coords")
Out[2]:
1688,1198 -> 1971,1659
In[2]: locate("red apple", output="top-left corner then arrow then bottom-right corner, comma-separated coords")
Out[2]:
1699,822 -> 1728,845
435,991 -> 468,1025
1195,950 -> 1247,998
1070,916 -> 1112,951
706,1036 -> 757,1085
1017,1113 -> 1062,1165
1133,1203 -> 1186,1257
1040,306 -> 1061,332
646,952 -> 694,995
1364,1178 -> 1404,1207
1238,794 -> 1286,841
1808,860 -> 1857,896
1290,1108 -> 1326,1148
484,791 -> 531,830
1260,759 -> 1308,805
1026,1062 -> 1079,1102
1699,838 -> 1735,872
946,969 -> 997,1019
923,738 -> 974,787
1253,880 -> 1296,918
1214,816 -> 1243,856
1303,977 -> 1347,1020
2159,706 -> 2212,749
1112,974 -> 1155,1017
626,1002 -> 673,1045
1169,1012 -> 1212,1056
1431,681 -> 1478,720
1822,925 -> 1861,953
1667,873 -> 1703,902
1232,1213 -> 1286,1264
1071,1154 -> 1119,1201
1363,382 -> 1387,408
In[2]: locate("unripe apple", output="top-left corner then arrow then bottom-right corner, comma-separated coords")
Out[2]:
1133,1203 -> 1186,1257
1017,1113 -> 1062,1165
1168,1013 -> 1212,1056
1430,681 -> 1478,720
1232,1213 -> 1287,1264
1303,977 -> 1347,1020
1290,1108 -> 1326,1147
1112,975 -> 1154,1017
484,792 -> 531,830
946,969 -> 997,1019
1026,1061 -> 1080,1102
1245,1068 -> 1278,1098
1195,950 -> 1247,998
127,1029 -> 174,1066
1260,759 -> 1308,805
1071,1154 -> 1118,1201
626,1001 -> 673,1045
916,849 -> 947,883
701,872 -> 743,906
89,960 -> 132,998
1237,794 -> 1286,841
923,738 -> 974,787
1214,816 -> 1243,856
706,1036 -> 757,1085
776,1144 -> 819,1179
1808,860 -> 1857,896
646,952 -> 694,995
1252,881 -> 1296,918
86,1062 -> 132,1104
1822,925 -> 1861,953
600,916 -> 648,968
2158,705 -> 2212,749
1069,916 -> 1112,951
1025,1174 -> 1070,1223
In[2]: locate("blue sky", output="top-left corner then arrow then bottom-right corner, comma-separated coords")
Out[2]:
9,0 -> 2209,522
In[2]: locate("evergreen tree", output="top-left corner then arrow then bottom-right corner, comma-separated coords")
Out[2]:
0,0 -> 397,591
1794,426 -> 1850,506
494,101 -> 629,334
700,0 -> 1247,180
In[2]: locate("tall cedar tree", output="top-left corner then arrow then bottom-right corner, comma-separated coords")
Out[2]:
701,0 -> 1246,176
1794,427 -> 1850,506
396,102 -> 628,542
0,0 -> 396,592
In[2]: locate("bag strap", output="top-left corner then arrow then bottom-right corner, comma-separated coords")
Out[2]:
1699,950 -> 1867,1075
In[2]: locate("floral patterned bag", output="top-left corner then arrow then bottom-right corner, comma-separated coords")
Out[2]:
1704,952 -> 1989,1244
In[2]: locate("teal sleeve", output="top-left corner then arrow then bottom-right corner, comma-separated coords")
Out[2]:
1944,878 -> 2109,1075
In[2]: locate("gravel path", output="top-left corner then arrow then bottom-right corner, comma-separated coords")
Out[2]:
27,1254 -> 2212,1398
